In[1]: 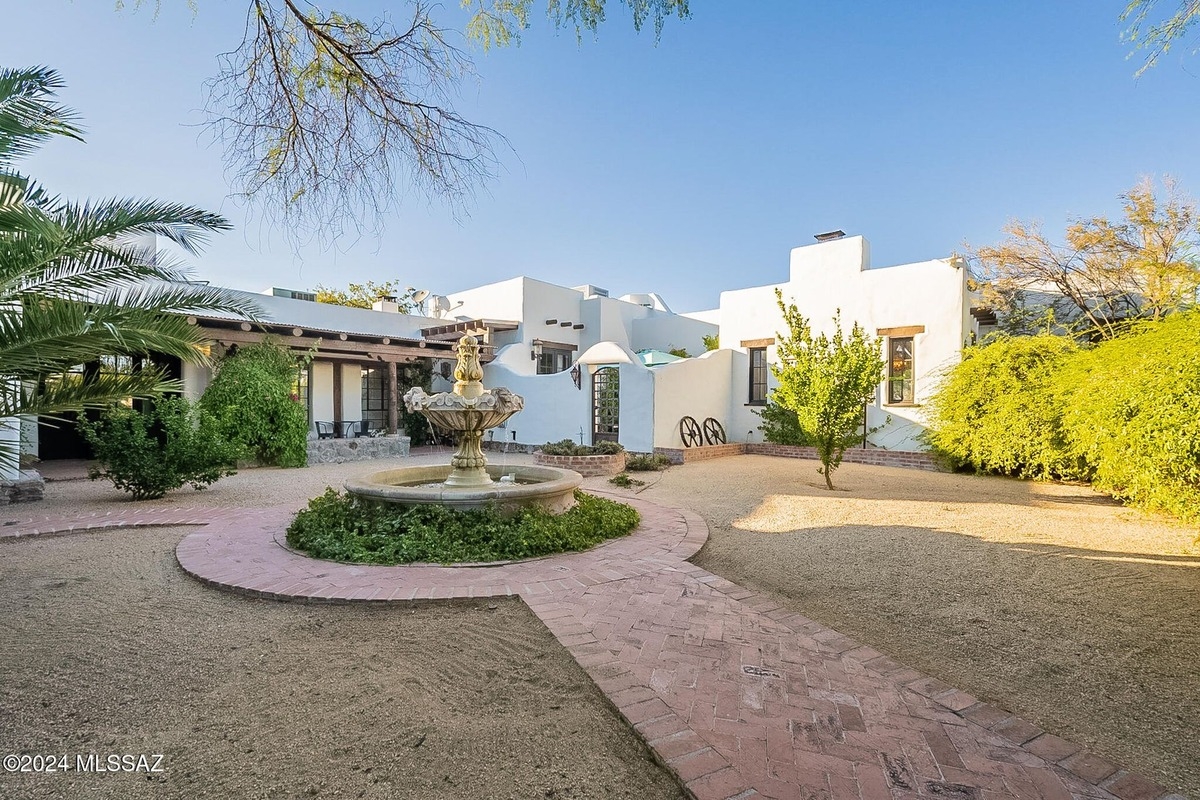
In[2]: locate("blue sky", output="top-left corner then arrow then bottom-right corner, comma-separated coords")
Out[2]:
7,1 -> 1199,312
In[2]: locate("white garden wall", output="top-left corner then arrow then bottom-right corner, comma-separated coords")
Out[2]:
481,355 -> 590,447
649,350 -> 735,449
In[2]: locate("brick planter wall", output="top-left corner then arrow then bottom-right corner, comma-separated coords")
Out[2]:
534,451 -> 626,477
745,443 -> 939,471
654,444 -> 747,465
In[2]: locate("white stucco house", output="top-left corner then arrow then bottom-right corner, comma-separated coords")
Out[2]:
10,231 -> 985,476
717,232 -> 976,450
474,232 -> 980,453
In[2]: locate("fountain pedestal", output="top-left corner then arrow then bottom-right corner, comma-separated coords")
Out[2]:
403,334 -> 525,489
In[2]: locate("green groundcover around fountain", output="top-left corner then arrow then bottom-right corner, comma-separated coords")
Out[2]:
287,489 -> 640,565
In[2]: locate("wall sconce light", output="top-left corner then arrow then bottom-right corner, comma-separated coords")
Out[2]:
530,342 -> 543,360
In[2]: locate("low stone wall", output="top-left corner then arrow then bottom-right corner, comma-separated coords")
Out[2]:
1,470 -> 45,504
307,435 -> 411,465
533,451 -> 626,477
745,443 -> 939,471
482,441 -> 538,454
654,444 -> 747,465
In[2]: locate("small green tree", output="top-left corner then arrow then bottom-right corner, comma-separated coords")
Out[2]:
702,334 -> 719,351
771,289 -> 884,489
200,340 -> 309,467
79,397 -> 241,500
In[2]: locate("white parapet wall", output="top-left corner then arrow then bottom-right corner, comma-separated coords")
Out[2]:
481,353 -> 590,448
650,350 -> 735,449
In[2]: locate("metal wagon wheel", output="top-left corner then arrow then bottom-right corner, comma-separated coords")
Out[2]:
702,417 -> 726,445
679,416 -> 703,448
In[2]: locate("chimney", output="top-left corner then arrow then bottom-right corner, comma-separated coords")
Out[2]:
814,230 -> 846,243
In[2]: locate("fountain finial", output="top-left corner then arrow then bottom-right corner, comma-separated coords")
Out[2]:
453,334 -> 485,400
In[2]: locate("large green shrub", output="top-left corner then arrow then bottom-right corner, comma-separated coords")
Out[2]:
928,314 -> 1200,525
78,397 -> 241,500
926,334 -> 1082,479
200,340 -> 309,467
1057,312 -> 1200,523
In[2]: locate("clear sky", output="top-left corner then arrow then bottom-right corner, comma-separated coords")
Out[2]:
6,1 -> 1199,312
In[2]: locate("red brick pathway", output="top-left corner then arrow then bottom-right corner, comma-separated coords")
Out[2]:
1,497 -> 1181,800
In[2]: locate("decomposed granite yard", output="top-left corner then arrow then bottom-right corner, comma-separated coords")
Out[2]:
1,451 -> 1197,798
0,454 -> 685,800
630,454 -> 1199,797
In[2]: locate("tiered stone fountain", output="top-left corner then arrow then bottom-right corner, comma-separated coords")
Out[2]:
344,334 -> 582,514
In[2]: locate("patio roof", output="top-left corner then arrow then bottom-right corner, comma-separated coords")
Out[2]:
187,315 -> 464,363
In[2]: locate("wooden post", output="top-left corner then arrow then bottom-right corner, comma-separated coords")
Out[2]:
387,360 -> 399,435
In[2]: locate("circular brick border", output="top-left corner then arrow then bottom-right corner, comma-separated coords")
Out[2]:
173,491 -> 707,603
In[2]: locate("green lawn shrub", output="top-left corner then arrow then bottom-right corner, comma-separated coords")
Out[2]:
78,397 -> 241,500
625,453 -> 671,471
286,490 -> 640,564
756,399 -> 816,446
200,340 -> 309,467
608,472 -> 645,488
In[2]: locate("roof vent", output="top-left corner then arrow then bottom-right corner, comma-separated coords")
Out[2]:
814,230 -> 846,243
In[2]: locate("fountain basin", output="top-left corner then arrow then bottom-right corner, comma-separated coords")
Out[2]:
345,464 -> 583,515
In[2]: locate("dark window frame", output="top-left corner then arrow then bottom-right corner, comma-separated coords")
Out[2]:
360,365 -> 387,432
886,336 -> 915,405
748,347 -> 768,405
537,347 -> 574,375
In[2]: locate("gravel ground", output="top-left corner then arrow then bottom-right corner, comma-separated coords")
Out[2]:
0,454 -> 684,800
613,454 -> 1200,797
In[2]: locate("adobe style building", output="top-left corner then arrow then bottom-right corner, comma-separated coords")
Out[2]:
10,231 -> 989,477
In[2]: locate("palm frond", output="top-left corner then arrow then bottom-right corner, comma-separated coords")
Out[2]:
0,370 -> 182,418
0,66 -> 83,168
0,300 -> 211,377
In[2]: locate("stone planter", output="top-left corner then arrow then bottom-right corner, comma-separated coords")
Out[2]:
534,450 -> 626,478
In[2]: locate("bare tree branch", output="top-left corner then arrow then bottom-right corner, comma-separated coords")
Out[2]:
970,178 -> 1200,339
204,0 -> 504,245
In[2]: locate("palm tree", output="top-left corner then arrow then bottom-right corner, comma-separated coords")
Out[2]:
0,66 -> 261,477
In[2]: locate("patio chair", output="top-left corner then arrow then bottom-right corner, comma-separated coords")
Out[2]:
315,421 -> 334,439
336,420 -> 362,439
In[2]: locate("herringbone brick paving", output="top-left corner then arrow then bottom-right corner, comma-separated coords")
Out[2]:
0,495 -> 1181,800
